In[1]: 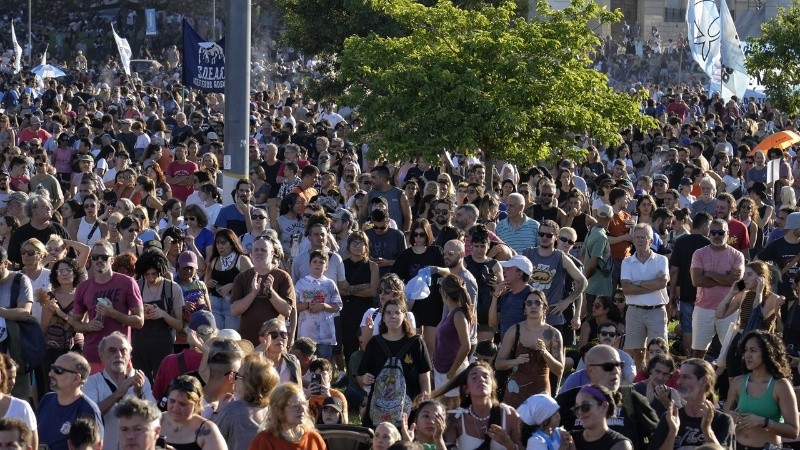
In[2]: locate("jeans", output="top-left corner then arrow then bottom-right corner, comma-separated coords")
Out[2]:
210,295 -> 240,331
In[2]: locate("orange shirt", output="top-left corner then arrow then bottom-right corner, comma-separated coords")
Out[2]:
291,186 -> 318,214
608,210 -> 632,260
249,429 -> 326,450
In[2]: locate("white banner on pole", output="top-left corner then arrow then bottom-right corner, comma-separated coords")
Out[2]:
111,24 -> 132,76
11,23 -> 22,74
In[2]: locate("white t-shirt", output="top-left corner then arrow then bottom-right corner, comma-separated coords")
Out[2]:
4,397 -> 36,432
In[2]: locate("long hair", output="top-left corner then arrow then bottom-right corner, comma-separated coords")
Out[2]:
240,353 -> 279,407
746,260 -> 772,299
738,330 -> 792,379
264,383 -> 314,435
680,358 -> 718,404
431,360 -> 497,407
439,275 -> 474,325
210,228 -> 248,261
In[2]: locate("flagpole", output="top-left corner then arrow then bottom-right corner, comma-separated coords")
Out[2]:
27,0 -> 31,66
719,0 -> 724,96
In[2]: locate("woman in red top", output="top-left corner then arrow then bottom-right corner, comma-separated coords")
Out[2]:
249,383 -> 326,450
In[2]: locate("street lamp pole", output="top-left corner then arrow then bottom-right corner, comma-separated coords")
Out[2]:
212,0 -> 216,40
28,0 -> 32,66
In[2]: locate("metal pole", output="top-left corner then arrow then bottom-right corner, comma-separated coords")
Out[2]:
222,0 -> 251,206
27,0 -> 32,66
212,0 -> 216,41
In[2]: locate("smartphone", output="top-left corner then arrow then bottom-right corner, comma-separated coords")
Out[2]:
156,436 -> 166,449
311,373 -> 321,385
736,279 -> 746,291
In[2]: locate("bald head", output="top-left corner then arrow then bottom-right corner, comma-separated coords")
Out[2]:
584,344 -> 622,391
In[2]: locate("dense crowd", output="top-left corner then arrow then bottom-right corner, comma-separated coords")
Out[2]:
0,22 -> 798,450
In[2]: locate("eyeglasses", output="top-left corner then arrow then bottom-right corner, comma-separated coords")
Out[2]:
412,232 -> 426,238
91,254 -> 111,262
21,250 -> 39,256
51,365 -> 79,375
251,215 -> 266,220
599,331 -> 618,338
559,236 -> 575,245
709,229 -> 727,236
267,330 -> 288,340
525,298 -> 544,308
589,361 -> 624,372
571,402 -> 600,415
538,232 -> 554,239
57,268 -> 73,275
34,162 -> 45,167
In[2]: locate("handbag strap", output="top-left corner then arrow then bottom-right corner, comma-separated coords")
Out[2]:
782,253 -> 800,275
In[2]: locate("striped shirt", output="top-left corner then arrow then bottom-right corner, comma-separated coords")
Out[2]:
495,216 -> 540,254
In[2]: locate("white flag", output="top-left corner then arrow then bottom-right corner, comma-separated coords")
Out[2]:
111,24 -> 132,76
10,23 -> 22,74
719,0 -> 749,101
41,44 -> 48,66
687,0 -> 720,84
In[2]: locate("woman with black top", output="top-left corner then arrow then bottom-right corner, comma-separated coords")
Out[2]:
557,169 -> 577,207
563,190 -> 596,252
465,225 -> 503,342
205,229 -> 253,330
358,298 -> 432,429
565,385 -> 632,450
393,218 -> 445,356
162,375 -> 226,450
340,231 -> 379,361
578,296 -> 621,349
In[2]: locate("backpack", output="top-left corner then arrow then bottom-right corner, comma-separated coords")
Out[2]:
363,335 -> 416,428
9,273 -> 47,371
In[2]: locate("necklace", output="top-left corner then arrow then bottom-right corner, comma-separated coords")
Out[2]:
468,405 -> 491,421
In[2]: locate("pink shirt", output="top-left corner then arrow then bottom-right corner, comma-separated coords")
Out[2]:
73,273 -> 143,363
166,160 -> 198,202
691,245 -> 745,309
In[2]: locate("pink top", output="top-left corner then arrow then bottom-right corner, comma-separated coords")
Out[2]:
691,245 -> 745,309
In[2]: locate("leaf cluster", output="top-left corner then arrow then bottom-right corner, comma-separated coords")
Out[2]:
337,0 -> 656,165
746,0 -> 800,115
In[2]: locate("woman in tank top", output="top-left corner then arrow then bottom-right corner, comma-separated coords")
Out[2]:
440,361 -> 522,450
563,190 -> 596,254
569,385 -> 632,450
433,275 -> 474,409
205,229 -> 252,330
724,330 -> 799,449
495,289 -> 564,405
161,375 -> 226,450
69,194 -> 108,246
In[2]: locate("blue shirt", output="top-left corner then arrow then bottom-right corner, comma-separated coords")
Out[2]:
37,392 -> 103,450
498,285 -> 532,336
495,216 -> 540,254
214,204 -> 247,235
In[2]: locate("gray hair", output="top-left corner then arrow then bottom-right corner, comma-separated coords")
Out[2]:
24,193 -> 52,217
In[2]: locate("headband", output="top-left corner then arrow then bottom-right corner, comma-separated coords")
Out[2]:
579,385 -> 607,404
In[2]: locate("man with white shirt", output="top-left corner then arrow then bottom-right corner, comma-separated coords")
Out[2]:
84,332 -> 155,450
621,223 -> 670,371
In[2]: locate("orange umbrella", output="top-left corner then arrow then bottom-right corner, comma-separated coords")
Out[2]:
749,130 -> 800,155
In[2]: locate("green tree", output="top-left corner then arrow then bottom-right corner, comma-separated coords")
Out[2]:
746,0 -> 800,115
336,0 -> 656,165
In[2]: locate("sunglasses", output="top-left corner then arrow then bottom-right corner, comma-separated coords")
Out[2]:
34,162 -> 45,167
251,215 -> 266,220
709,229 -> 726,236
525,299 -> 544,307
589,361 -> 624,372
186,216 -> 197,221
267,330 -> 288,340
91,254 -> 111,262
412,232 -> 426,238
538,232 -> 554,239
373,225 -> 388,231
599,331 -> 618,338
519,190 -> 529,195
51,365 -> 79,375
128,228 -> 139,233
571,402 -> 599,415
559,236 -> 575,245
21,250 -> 39,256
168,379 -> 197,394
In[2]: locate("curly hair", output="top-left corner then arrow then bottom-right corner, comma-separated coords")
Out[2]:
112,253 -> 137,277
134,249 -> 171,278
264,383 -> 314,435
738,330 -> 792,379
50,258 -> 87,288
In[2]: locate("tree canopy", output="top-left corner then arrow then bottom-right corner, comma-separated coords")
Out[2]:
746,0 -> 800,115
335,0 -> 656,165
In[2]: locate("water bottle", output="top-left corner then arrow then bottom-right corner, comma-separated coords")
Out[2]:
290,234 -> 299,258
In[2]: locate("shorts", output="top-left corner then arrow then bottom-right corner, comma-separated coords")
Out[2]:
679,300 -> 695,333
692,306 -> 737,351
434,360 -> 469,397
316,344 -> 334,359
623,305 -> 667,350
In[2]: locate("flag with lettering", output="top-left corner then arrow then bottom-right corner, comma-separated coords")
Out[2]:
181,19 -> 225,93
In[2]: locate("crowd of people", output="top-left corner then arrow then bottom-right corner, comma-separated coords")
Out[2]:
0,18 -> 798,450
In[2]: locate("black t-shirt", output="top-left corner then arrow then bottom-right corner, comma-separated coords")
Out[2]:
572,429 -> 630,450
648,408 -> 735,449
757,237 -> 800,301
261,161 -> 282,197
669,234 -> 710,303
557,386 -> 658,449
358,334 -> 431,401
